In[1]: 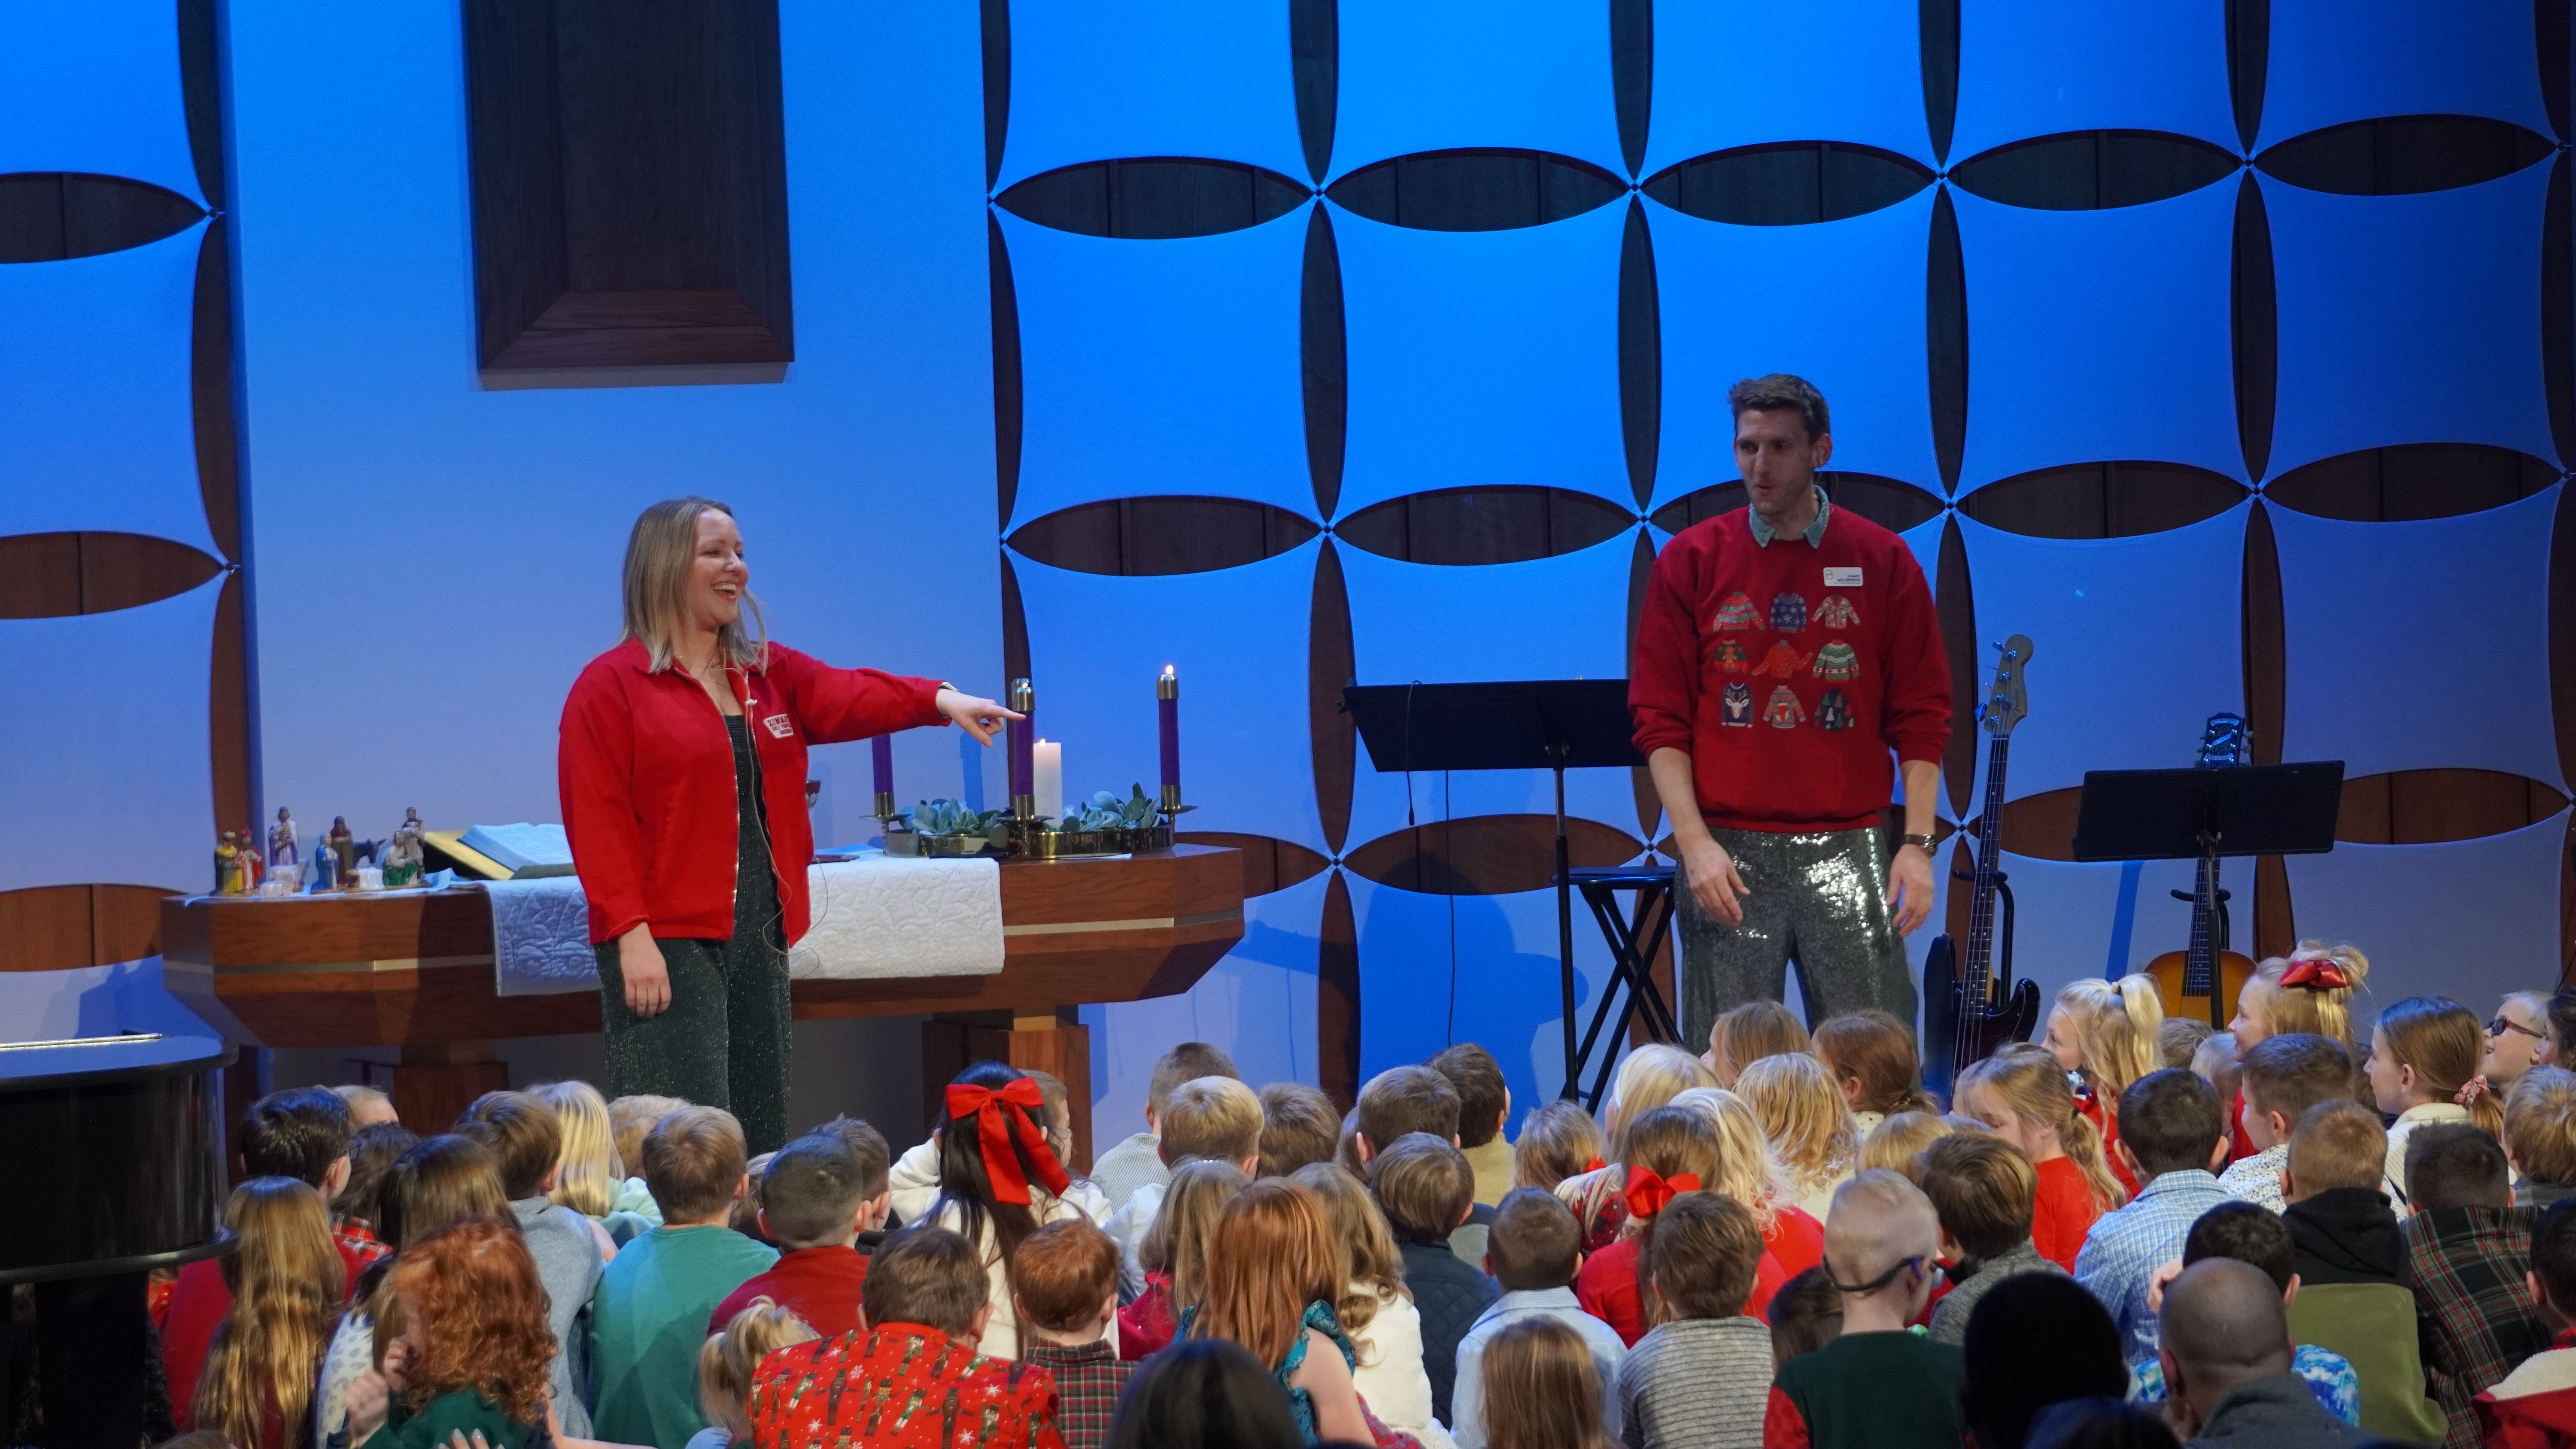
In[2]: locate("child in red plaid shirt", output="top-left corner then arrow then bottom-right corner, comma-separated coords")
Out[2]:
1013,1219 -> 1132,1449
2404,1124 -> 2550,1449
750,1227 -> 1066,1449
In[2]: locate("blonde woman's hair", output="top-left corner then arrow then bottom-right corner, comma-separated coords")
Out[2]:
1858,1110 -> 1959,1182
1290,1162 -> 1409,1338
533,1079 -> 621,1219
1603,1045 -> 1718,1158
2056,975 -> 2166,1098
1958,1043 -> 2124,1212
1735,1052 -> 1856,1188
2254,941 -> 2372,1046
1139,1158 -> 1248,1313
196,1178 -> 343,1449
2376,995 -> 2504,1138
1711,1000 -> 1812,1085
699,1298 -> 818,1439
620,497 -> 766,672
1668,1087 -> 1784,1231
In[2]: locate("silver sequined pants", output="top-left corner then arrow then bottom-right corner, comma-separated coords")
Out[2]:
1677,825 -> 1914,1051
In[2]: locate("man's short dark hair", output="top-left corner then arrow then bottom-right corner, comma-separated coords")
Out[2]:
2535,1200 -> 2576,1311
1960,1273 -> 2129,1449
2408,1123 -> 2512,1213
1726,373 -> 1830,442
1425,1045 -> 1508,1149
2182,1200 -> 2295,1292
241,1087 -> 355,1187
1485,1188 -> 1580,1291
2116,1069 -> 2224,1178
762,1132 -> 868,1249
863,1226 -> 990,1340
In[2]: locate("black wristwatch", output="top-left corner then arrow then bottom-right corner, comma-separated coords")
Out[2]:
1898,832 -> 1936,852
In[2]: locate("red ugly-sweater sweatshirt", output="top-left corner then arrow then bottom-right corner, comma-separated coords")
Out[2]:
1630,505 -> 1949,832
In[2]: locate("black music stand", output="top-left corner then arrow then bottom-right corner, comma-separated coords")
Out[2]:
1343,681 -> 1658,1100
2071,760 -> 2346,879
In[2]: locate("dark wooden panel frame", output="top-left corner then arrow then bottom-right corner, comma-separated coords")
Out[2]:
462,0 -> 793,372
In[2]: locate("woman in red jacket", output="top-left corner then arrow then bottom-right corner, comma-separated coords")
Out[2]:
559,497 -> 1014,1152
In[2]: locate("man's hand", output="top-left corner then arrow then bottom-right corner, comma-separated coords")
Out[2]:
935,687 -> 1022,746
1678,835 -> 1751,925
1886,842 -> 1935,936
617,925 -> 670,1019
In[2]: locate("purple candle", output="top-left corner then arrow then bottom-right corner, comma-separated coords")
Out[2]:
1009,679 -> 1035,803
1157,665 -> 1180,807
871,735 -> 894,798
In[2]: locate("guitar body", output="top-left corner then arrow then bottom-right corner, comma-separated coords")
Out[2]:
1923,933 -> 2042,1100
2144,947 -> 2257,1031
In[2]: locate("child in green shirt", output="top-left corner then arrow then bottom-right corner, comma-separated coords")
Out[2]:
1765,1170 -> 1966,1449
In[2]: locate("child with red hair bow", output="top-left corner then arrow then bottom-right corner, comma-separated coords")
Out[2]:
923,1061 -> 1095,1359
1577,1106 -> 1792,1345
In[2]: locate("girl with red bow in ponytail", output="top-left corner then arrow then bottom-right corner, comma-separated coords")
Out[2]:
1575,1106 -> 1792,1346
926,1061 -> 1091,1359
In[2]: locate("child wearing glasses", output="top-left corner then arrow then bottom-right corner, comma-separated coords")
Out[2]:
1763,1171 -> 1966,1449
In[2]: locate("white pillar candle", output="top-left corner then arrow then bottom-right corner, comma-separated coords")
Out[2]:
1033,740 -> 1063,821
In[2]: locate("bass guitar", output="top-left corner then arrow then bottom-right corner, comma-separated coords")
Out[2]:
1922,635 -> 2044,1101
2144,712 -> 2258,1027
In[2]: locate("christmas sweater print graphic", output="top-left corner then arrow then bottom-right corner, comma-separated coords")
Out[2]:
1751,640 -> 1808,678
1811,641 -> 1859,682
1763,685 -> 1805,729
1769,591 -> 1809,631
1721,681 -> 1754,726
1816,688 -> 1853,731
1715,593 -> 1760,631
1714,637 -> 1748,673
1814,594 -> 1859,629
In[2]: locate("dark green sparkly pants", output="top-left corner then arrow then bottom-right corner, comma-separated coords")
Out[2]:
595,927 -> 792,1155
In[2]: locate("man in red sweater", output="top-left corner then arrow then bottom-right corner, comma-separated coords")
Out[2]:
1630,374 -> 1949,1047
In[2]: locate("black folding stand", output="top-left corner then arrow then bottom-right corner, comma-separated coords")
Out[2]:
1344,680 -> 1664,1102
2070,761 -> 2346,891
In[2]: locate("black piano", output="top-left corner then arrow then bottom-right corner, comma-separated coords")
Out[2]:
0,1032 -> 231,1449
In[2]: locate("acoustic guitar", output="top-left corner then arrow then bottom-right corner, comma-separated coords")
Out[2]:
2144,712 -> 2259,1028
1923,635 -> 2043,1100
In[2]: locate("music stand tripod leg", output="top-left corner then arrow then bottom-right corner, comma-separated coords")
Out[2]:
1554,750 -> 1579,1099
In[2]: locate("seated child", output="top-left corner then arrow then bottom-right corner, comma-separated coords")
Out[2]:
1478,1316 -> 1617,1449
1556,1047 -> 1713,1251
1349,1064 -> 1464,1170
1735,1053 -> 1858,1222
1576,1106 -> 1769,1344
1370,1132 -> 1497,1425
2370,996 -> 2503,1211
2221,1033 -> 2353,1213
1920,1133 -> 2069,1345
2071,1069 -> 2228,1369
1958,1044 -> 2122,1270
607,1092 -> 688,1222
2476,1198 -> 2576,1443
2402,1122 -> 2550,1448
2509,1067 -> 2576,1210
1291,1162 -> 1448,1449
456,1090 -> 606,1435
2280,1100 -> 2446,1443
1765,1268 -> 1841,1370
1766,1171 -> 1966,1449
1011,1219 -> 1132,1449
1429,1043 -> 1516,1206
708,1128 -> 889,1337
748,1228 -> 1062,1449
343,1219 -> 555,1449
1091,1042 -> 1240,1216
1812,1010 -> 1937,1140
1454,1188 -> 1626,1449
1106,1075 -> 1264,1296
2160,1018 -> 2217,1071
1615,1190 -> 1771,1449
1707,1000 -> 1810,1087
692,1301 -> 817,1449
536,1079 -> 657,1242
336,1121 -> 419,1246
2127,1200 -> 2359,1422
592,1105 -> 778,1449
1258,1082 -> 1344,1179
1118,1158 -> 1244,1360
1511,1100 -> 1606,1197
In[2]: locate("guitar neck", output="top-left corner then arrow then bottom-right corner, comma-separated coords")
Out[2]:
1962,734 -> 2010,998
2184,852 -> 2217,994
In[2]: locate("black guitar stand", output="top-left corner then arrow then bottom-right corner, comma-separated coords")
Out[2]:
1561,865 -> 1683,1111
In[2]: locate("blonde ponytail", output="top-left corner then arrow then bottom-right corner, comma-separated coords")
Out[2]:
2057,976 -> 2165,1100
2257,941 -> 2372,1048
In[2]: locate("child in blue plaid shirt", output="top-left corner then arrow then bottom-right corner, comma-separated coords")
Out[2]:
1014,1218 -> 1132,1449
2072,1069 -> 2232,1369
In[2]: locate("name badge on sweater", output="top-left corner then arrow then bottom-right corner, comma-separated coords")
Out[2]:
1823,567 -> 1863,587
762,713 -> 795,739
